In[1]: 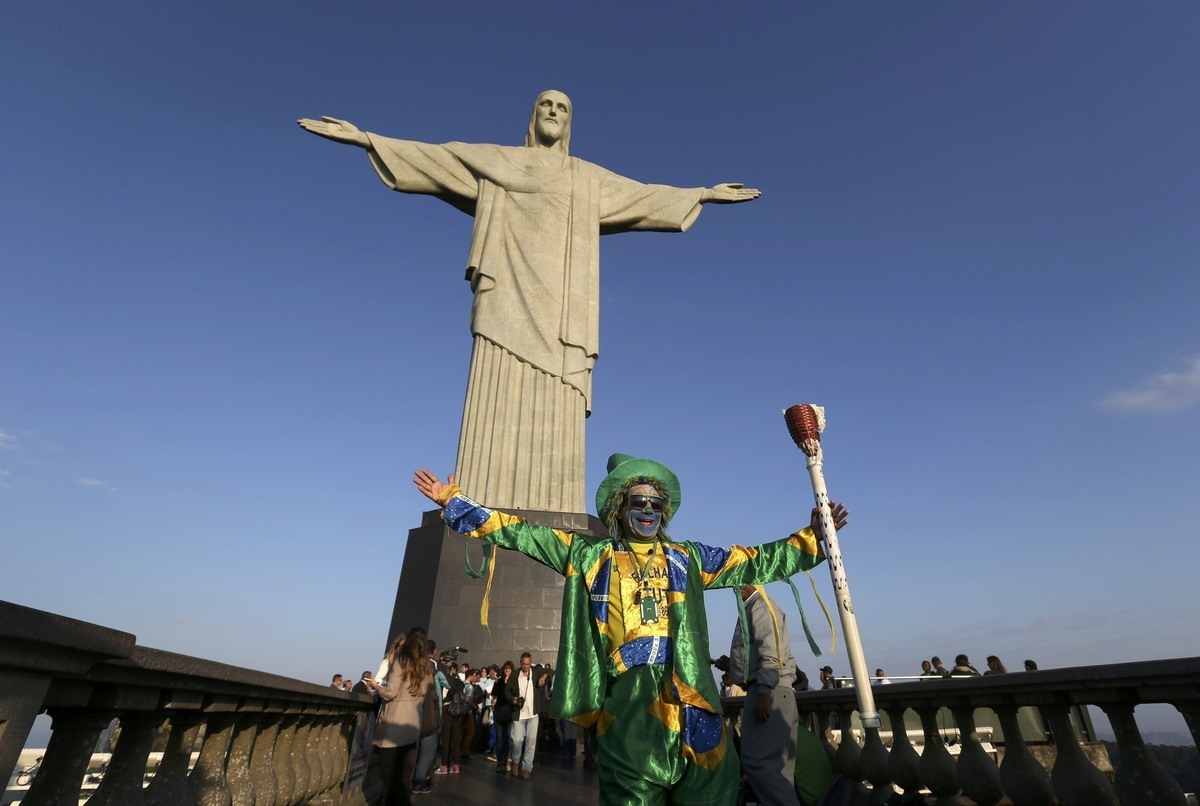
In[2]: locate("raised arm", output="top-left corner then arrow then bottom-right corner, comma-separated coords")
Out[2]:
701,182 -> 761,204
414,468 -> 456,505
412,468 -> 574,575
695,502 -> 850,589
297,116 -> 370,148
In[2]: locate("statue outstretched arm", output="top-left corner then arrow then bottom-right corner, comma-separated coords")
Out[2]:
297,116 -> 370,148
702,182 -> 761,204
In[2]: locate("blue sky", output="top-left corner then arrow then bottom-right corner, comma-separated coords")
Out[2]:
3,2 -> 1198,739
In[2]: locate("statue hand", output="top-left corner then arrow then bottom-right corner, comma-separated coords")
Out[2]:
703,182 -> 761,204
297,116 -> 370,148
414,469 -> 456,506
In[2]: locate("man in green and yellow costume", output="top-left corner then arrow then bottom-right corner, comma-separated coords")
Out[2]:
414,454 -> 847,805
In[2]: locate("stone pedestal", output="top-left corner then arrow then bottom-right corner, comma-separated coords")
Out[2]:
386,509 -> 606,663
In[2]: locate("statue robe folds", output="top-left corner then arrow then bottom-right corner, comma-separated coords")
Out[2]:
366,136 -> 705,512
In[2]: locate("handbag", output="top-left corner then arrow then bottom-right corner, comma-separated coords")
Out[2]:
419,684 -> 440,738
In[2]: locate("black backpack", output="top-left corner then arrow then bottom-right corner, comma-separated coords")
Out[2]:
444,676 -> 467,718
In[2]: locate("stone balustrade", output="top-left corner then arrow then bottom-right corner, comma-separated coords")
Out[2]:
725,656 -> 1199,805
1,600 -> 375,806
6,598 -> 1198,805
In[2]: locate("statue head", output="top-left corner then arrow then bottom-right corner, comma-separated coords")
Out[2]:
525,89 -> 572,153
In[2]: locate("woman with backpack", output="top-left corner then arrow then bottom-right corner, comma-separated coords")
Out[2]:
435,661 -> 466,774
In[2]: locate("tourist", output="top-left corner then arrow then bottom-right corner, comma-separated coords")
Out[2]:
367,627 -> 432,806
950,654 -> 981,676
505,652 -> 540,780
727,585 -> 803,806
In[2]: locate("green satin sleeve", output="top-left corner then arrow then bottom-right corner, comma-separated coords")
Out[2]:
695,527 -> 824,589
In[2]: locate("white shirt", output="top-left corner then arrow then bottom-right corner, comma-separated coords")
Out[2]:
516,669 -> 536,721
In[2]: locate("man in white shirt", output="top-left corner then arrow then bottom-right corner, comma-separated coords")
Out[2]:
504,652 -> 544,780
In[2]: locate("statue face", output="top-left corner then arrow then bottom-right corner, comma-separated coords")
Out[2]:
533,90 -> 571,147
619,482 -> 663,541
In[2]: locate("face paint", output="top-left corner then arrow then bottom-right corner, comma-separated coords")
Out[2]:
619,483 -> 662,540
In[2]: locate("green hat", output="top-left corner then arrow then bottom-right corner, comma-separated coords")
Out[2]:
595,453 -> 682,525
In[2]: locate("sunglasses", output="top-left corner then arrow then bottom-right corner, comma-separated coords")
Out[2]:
627,494 -> 667,513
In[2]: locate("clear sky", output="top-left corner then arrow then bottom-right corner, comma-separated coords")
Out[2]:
3,2 -> 1198,740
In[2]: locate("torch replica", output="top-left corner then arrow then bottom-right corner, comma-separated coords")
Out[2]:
784,404 -> 880,729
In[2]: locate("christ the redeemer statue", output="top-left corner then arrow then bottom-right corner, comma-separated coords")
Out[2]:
299,90 -> 759,514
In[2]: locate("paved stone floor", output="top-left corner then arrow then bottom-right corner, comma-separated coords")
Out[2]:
412,752 -> 599,803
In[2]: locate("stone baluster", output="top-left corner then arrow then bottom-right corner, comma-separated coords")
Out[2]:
88,713 -> 166,806
225,715 -> 258,806
859,724 -> 892,803
302,715 -> 326,799
995,704 -> 1054,806
316,717 -> 337,793
949,704 -> 1003,806
190,711 -> 237,806
916,705 -> 961,805
1101,702 -> 1187,805
337,715 -> 355,783
21,709 -> 112,806
306,717 -> 330,796
884,705 -> 923,802
145,712 -> 203,806
271,713 -> 299,805
289,717 -> 313,801
832,707 -> 862,781
314,714 -> 338,796
324,717 -> 348,790
1043,704 -> 1117,806
248,713 -> 280,806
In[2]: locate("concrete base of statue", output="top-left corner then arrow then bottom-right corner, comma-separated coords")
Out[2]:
386,508 -> 607,662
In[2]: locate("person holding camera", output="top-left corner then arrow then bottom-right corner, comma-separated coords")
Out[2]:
503,652 -> 546,779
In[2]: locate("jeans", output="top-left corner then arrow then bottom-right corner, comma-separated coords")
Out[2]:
509,715 -> 539,773
559,718 -> 577,758
413,729 -> 439,782
495,720 -> 512,766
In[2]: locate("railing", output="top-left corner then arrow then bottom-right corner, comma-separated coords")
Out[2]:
726,656 -> 1200,805
6,599 -> 1198,805
1,600 -> 375,806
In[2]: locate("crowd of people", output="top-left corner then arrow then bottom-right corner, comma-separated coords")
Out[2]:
805,654 -> 1042,688
332,631 -> 593,803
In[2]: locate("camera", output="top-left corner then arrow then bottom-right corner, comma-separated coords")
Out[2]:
513,696 -> 525,709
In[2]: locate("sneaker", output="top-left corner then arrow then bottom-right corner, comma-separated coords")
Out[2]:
450,764 -> 460,774
411,781 -> 432,795
486,754 -> 497,762
434,765 -> 448,775
521,769 -> 531,780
